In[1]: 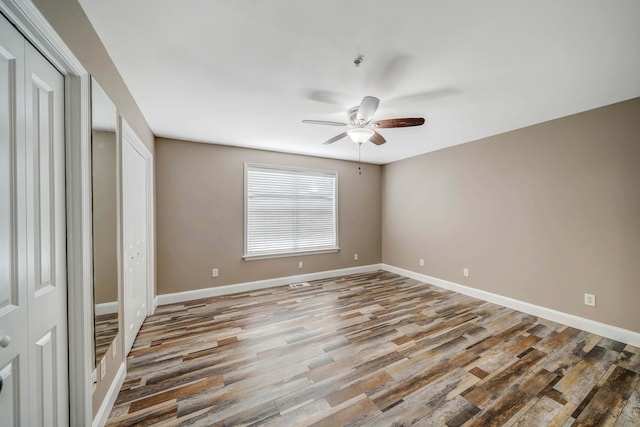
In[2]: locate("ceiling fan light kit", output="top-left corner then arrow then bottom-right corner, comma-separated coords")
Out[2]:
347,128 -> 374,143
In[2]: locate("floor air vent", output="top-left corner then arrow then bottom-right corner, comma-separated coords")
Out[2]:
289,282 -> 310,289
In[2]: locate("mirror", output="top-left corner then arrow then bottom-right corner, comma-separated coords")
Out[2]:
91,77 -> 119,367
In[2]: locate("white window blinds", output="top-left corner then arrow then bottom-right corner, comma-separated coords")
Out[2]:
244,164 -> 338,259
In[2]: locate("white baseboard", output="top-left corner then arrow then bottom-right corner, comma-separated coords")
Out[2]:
92,361 -> 126,427
382,264 -> 640,347
152,296 -> 159,314
94,301 -> 118,316
156,264 -> 383,306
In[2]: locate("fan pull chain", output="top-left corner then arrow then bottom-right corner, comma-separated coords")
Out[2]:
358,143 -> 362,175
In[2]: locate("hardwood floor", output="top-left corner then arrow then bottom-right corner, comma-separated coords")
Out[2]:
106,271 -> 640,426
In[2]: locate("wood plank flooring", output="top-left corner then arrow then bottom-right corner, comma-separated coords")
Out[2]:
106,271 -> 640,426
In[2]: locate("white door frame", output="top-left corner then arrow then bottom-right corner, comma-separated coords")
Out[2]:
0,1 -> 93,426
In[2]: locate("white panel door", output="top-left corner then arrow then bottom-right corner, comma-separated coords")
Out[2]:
0,14 -> 68,426
24,41 -> 68,427
122,122 -> 149,354
0,13 -> 29,426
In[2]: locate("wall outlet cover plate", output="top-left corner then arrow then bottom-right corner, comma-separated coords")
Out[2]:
584,293 -> 596,307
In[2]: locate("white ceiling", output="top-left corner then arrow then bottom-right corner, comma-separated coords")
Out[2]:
78,0 -> 640,165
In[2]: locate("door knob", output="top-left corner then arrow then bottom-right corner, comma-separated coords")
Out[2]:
0,335 -> 10,348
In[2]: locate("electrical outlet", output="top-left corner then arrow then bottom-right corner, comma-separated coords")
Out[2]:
419,259 -> 424,267
354,253 -> 359,261
212,268 -> 218,278
584,293 -> 596,307
463,268 -> 469,277
100,357 -> 106,379
298,261 -> 304,269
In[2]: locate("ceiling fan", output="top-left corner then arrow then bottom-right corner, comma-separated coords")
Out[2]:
302,96 -> 425,145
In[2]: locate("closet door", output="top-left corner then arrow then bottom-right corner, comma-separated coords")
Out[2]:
24,41 -> 68,427
0,14 -> 68,426
0,13 -> 29,425
122,120 -> 150,355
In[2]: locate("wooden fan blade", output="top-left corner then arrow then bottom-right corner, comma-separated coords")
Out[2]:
323,132 -> 348,145
370,131 -> 386,145
374,117 -> 425,128
356,96 -> 380,123
302,120 -> 347,126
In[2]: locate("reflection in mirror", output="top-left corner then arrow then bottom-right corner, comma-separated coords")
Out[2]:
91,77 -> 119,367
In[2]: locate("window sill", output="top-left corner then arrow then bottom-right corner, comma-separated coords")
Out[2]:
243,248 -> 340,261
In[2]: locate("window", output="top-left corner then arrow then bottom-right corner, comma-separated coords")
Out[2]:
244,163 -> 338,259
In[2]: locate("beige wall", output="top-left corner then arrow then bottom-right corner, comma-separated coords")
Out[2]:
382,98 -> 640,332
31,0 -> 155,416
156,138 -> 382,295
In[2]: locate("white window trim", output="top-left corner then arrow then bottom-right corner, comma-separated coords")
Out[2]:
243,162 -> 340,260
